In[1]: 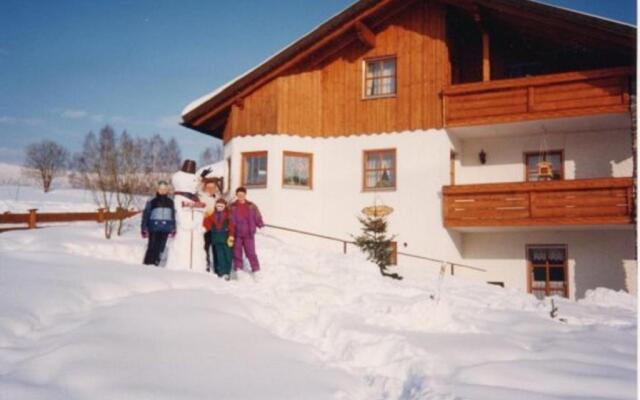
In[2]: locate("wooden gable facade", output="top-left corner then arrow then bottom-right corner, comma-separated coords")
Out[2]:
182,0 -> 636,143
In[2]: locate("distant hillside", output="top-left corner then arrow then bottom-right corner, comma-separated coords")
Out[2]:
0,162 -> 73,188
0,162 -> 30,186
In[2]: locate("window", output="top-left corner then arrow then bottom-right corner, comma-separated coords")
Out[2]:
283,151 -> 313,189
364,56 -> 396,98
524,151 -> 564,181
363,149 -> 396,191
527,245 -> 568,299
241,151 -> 268,188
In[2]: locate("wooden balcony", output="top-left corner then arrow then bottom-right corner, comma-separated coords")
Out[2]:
442,67 -> 633,127
443,177 -> 634,228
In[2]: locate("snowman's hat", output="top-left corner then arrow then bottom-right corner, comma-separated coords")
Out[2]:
181,159 -> 196,174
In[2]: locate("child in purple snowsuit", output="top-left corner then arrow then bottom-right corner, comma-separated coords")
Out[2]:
230,187 -> 264,272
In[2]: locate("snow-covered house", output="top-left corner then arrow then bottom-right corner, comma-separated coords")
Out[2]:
181,0 -> 637,300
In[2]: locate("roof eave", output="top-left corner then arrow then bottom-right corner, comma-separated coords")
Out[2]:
182,0 -> 637,132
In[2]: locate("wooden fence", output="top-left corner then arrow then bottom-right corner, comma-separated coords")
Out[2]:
0,208 -> 140,232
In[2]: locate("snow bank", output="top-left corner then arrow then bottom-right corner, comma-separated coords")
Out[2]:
0,162 -> 77,188
579,287 -> 637,310
0,185 -> 98,213
0,185 -> 148,214
0,162 -> 27,185
0,220 -> 636,399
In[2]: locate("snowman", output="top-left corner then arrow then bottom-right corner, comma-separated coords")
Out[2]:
165,160 -> 208,272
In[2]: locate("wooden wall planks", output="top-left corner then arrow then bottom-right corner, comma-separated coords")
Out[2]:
221,0 -> 449,141
218,0 -> 632,143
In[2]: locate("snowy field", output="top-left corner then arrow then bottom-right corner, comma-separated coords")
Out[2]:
0,185 -> 98,213
0,216 -> 636,399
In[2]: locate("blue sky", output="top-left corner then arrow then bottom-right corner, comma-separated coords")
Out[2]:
0,0 -> 635,164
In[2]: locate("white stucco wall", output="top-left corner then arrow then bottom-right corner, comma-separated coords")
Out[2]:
456,128 -> 633,184
460,229 -> 637,300
220,128 -> 636,296
224,130 -> 464,277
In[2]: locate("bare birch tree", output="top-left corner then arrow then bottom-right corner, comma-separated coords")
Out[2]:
73,127 -> 183,238
23,140 -> 69,192
75,127 -> 118,238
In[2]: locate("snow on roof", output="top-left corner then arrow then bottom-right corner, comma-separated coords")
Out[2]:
196,160 -> 227,179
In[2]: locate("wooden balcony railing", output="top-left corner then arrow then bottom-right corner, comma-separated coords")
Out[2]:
443,177 -> 634,228
442,66 -> 633,127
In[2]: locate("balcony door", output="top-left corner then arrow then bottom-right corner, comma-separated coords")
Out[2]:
527,245 -> 568,299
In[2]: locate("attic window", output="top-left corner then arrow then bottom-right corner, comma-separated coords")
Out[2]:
363,56 -> 396,98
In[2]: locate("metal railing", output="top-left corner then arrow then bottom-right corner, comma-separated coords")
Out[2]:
263,223 -> 486,275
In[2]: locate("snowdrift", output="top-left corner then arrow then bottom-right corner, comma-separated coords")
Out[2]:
0,219 -> 636,399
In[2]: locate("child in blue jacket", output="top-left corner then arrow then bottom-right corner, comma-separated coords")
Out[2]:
141,180 -> 176,266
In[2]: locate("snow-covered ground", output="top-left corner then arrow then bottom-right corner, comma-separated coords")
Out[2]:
0,163 -> 27,186
0,162 -> 76,188
0,218 -> 636,400
0,185 -> 98,213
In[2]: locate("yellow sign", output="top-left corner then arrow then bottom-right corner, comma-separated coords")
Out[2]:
362,205 -> 394,217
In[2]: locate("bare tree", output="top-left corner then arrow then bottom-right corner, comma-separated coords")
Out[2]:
163,138 -> 182,172
74,127 -> 185,239
75,127 -> 118,238
23,140 -> 69,192
199,144 -> 223,166
114,131 -> 147,235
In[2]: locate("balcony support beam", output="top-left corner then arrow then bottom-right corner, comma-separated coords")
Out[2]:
482,30 -> 490,82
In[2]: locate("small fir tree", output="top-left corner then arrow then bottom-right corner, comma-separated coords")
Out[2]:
353,213 -> 402,280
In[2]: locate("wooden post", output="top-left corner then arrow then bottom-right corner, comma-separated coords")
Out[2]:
97,208 -> 105,223
27,209 -> 37,229
450,263 -> 455,276
482,30 -> 490,82
343,241 -> 347,254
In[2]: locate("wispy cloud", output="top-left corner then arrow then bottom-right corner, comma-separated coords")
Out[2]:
61,109 -> 103,122
61,109 -> 88,119
0,116 -> 43,127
